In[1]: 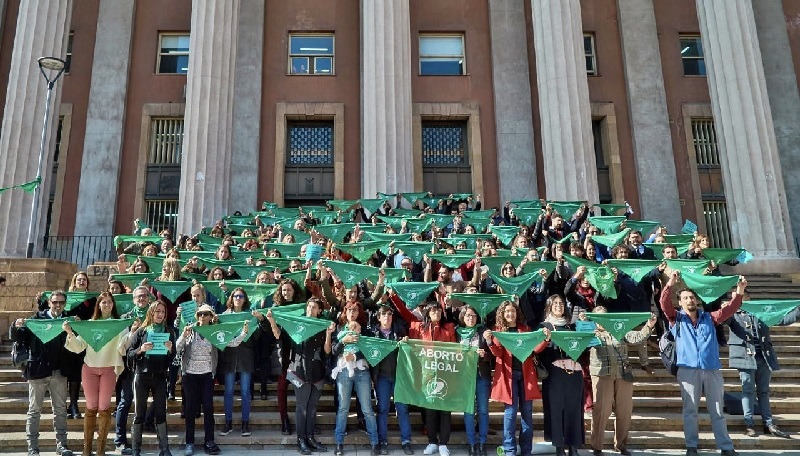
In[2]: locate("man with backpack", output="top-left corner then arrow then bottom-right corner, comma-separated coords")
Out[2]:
660,270 -> 746,456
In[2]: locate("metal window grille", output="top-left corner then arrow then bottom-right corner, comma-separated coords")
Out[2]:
422,124 -> 467,165
144,199 -> 179,235
691,118 -> 719,166
702,201 -> 732,248
149,117 -> 184,165
288,124 -> 334,165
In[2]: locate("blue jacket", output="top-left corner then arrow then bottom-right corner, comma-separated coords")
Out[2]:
673,310 -> 721,370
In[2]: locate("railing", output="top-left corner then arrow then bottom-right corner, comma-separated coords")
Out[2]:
42,235 -> 116,269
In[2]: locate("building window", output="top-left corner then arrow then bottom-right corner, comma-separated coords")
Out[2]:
690,117 -> 731,248
680,35 -> 706,76
584,33 -> 597,75
145,117 -> 183,234
284,122 -> 335,203
288,124 -> 334,164
419,35 -> 465,76
157,33 -> 190,74
421,121 -> 471,195
64,33 -> 74,74
288,34 -> 334,75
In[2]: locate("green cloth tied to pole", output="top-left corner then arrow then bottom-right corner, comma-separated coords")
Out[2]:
488,226 -> 520,246
487,271 -> 541,296
548,330 -> 597,361
585,312 -> 650,342
428,253 -> 474,269
388,282 -> 440,309
605,259 -> 659,283
192,322 -> 246,350
270,311 -> 331,344
69,319 -> 132,352
623,220 -> 661,235
314,223 -> 356,243
335,241 -> 384,263
490,329 -> 547,362
680,271 -> 739,303
25,317 -> 72,343
664,259 -> 711,275
449,293 -> 514,319
389,241 -> 434,264
0,176 -> 41,193
150,280 -> 192,303
739,300 -> 800,326
217,311 -> 259,342
589,228 -> 631,248
699,248 -> 745,265
588,216 -> 627,233
593,204 -> 627,215
356,335 -> 399,366
509,208 -> 540,227
394,340 -> 477,413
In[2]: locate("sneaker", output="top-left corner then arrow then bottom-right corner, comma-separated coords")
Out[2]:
402,443 -> 415,455
184,444 -> 194,456
28,449 -> 39,456
117,443 -> 133,455
219,421 -> 233,436
241,422 -> 251,437
720,451 -> 739,456
745,426 -> 757,437
203,442 -> 221,456
438,446 -> 450,456
379,443 -> 389,455
423,444 -> 438,455
765,424 -> 791,439
56,443 -> 73,456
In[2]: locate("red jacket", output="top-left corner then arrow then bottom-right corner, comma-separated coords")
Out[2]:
391,293 -> 456,342
488,324 -> 546,405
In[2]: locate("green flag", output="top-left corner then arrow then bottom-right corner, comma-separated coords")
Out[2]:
662,234 -> 695,244
548,331 -> 597,361
336,241 -> 384,263
593,204 -> 627,215
271,312 -> 331,344
588,216 -> 627,233
388,282 -> 440,309
490,329 -> 547,362
111,273 -> 160,289
356,336 -> 398,366
150,280 -> 192,302
359,198 -> 388,214
700,248 -> 745,265
623,220 -> 661,235
739,300 -> 800,326
390,241 -> 433,264
113,294 -> 135,315
681,271 -> 739,303
449,293 -> 514,319
487,271 -> 541,296
262,241 -> 304,257
322,261 -> 376,288
605,259 -> 659,283
488,226 -> 520,246
25,317 -> 71,343
69,319 -> 132,352
509,208 -> 540,227
365,232 -> 413,242
0,176 -> 41,193
585,312 -> 650,342
217,311 -> 259,342
192,322 -> 246,350
394,340 -> 477,413
664,259 -> 711,275
314,223 -> 356,243
428,253 -> 474,269
590,228 -> 631,248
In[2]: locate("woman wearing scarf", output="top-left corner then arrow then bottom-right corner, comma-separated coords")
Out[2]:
455,306 -> 492,456
64,271 -> 98,419
126,301 -> 176,456
271,278 -> 306,435
176,304 -> 248,456
63,292 -> 127,456
539,295 -> 585,456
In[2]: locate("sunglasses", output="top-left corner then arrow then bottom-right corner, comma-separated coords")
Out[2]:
232,294 -> 246,299
197,312 -> 213,317
51,300 -> 66,305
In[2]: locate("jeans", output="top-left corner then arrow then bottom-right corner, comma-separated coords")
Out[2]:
223,371 -> 252,422
115,372 -> 133,446
739,356 -> 773,427
464,376 -> 491,445
375,375 -> 412,444
503,371 -> 533,456
182,373 -> 215,445
334,368 -> 378,445
677,367 -> 733,450
27,372 -> 69,451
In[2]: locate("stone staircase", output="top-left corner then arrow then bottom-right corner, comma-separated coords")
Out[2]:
0,273 -> 798,452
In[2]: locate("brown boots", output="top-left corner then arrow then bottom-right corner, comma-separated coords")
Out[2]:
83,409 -> 98,456
82,407 -> 113,456
96,408 -> 113,456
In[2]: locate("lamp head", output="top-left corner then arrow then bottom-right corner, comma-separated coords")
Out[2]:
37,57 -> 66,72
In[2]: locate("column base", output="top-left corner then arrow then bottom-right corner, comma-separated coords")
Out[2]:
719,255 -> 800,274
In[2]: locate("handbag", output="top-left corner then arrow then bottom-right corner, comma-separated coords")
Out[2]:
533,355 -> 549,380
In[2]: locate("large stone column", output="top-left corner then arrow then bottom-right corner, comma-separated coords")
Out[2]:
752,0 -> 800,241
617,0 -> 682,231
696,0 -> 797,264
228,0 -> 263,214
177,0 -> 239,235
531,0 -> 597,203
73,0 -> 136,238
0,1 -> 72,257
489,0 -> 538,202
360,0 -> 414,197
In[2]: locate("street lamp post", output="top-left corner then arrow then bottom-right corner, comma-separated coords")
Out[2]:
26,56 -> 67,259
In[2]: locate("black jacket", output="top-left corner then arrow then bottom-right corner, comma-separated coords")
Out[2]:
126,327 -> 177,374
10,310 -> 71,380
366,322 -> 408,381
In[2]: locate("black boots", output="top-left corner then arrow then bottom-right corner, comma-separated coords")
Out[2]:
155,422 -> 172,456
306,437 -> 326,452
297,438 -> 312,455
131,424 -> 142,456
281,417 -> 292,435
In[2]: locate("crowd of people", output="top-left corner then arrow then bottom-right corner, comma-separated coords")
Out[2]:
9,194 -> 799,456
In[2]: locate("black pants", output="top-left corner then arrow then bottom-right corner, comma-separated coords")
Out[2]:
133,372 -> 167,424
183,372 -> 215,445
295,383 -> 322,440
425,409 -> 451,445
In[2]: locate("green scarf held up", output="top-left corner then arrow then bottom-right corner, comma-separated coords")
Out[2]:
488,226 -> 520,246
649,243 -> 692,260
548,330 -> 597,361
664,259 -> 711,275
585,312 -> 650,342
392,208 -> 423,217
69,318 -> 132,352
389,282 -> 440,309
365,232 -> 413,243
217,311 -> 259,342
424,214 -> 456,227
509,208 -> 540,227
562,253 -> 598,271
262,242 -> 304,258
450,293 -> 514,319
404,218 -> 434,233
593,203 -> 628,215
41,291 -> 100,312
739,300 -> 800,326
359,198 -> 388,215
427,253 -> 474,269
587,216 -> 627,234
150,280 -> 192,303
113,294 -> 135,315
232,265 -> 270,281
491,329 -> 547,362
605,259 -> 660,283
389,241 -> 433,264
622,220 -> 661,236
335,241 -> 385,263
462,210 -> 495,220
400,192 -> 431,204
585,266 -> 618,299
680,271 -> 739,303
113,235 -> 163,247
377,215 -> 406,231
192,321 -> 245,350
446,234 -> 493,250
224,282 -> 279,307
356,335 -> 398,366
589,228 -> 631,248
280,226 -> 311,243
25,317 -> 71,344
700,248 -> 745,265
265,302 -> 307,315
314,223 -> 356,243
111,273 -> 160,289
270,311 -> 331,344
455,326 -> 477,341
196,280 -> 226,304
549,233 -> 577,245
323,260 -> 377,288
547,202 -> 583,218
314,211 -> 340,225
479,256 -> 524,275
487,271 -> 541,297
520,260 -> 558,277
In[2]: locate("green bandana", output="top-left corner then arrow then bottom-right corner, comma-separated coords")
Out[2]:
664,259 -> 711,275
299,205 -> 328,215
549,233 -> 577,244
393,208 -> 423,217
261,242 -> 302,257
680,271 -> 739,303
462,210 -> 495,220
621,220 -> 660,235
358,224 -> 390,235
488,226 -> 520,246
394,340 -> 478,413
548,330 -> 597,361
739,300 -> 800,326
365,232 -> 413,242
400,192 -> 431,204
114,235 -> 163,247
150,281 -> 192,303
281,270 -> 312,293
385,241 -> 432,264
195,281 -> 225,304
267,302 -> 307,315
269,207 -> 302,219
69,319 -> 132,352
196,233 -> 224,245
224,282 -> 280,306
264,257 -> 299,271
217,311 -> 259,342
376,215 -> 406,231
405,218 -> 434,233
228,223 -> 258,234
314,211 -> 340,225
131,305 -> 148,322
448,193 -> 473,201
26,317 -> 71,343
111,273 -> 160,289
464,219 -> 489,233
450,293 -> 514,319
232,265 -> 270,281
547,201 -> 583,218
314,223 -> 356,243
649,243 -> 692,260
456,326 -> 477,342
335,241 -> 384,263
424,214 -> 456,227
480,256 -> 524,275
562,253 -> 598,270
491,329 -> 547,362
327,199 -> 359,211
509,200 -> 540,208
323,261 -> 376,288
356,335 -> 399,366
585,266 -> 618,299
359,198 -> 388,215
487,271 -> 541,296
590,228 -> 631,248
588,216 -> 627,233
192,322 -> 245,350
605,259 -> 659,283
585,312 -> 650,341
280,226 -> 311,243
520,260 -> 558,277
662,234 -> 695,244
389,282 -> 440,309
197,257 -> 243,269
382,268 -> 411,284
63,291 -> 101,312
113,294 -> 135,315
225,215 -> 255,225
593,204 -> 627,215
700,248 -> 745,265
509,208 -> 540,227
428,253 -> 474,269
447,234 -> 493,250
271,312 -> 331,344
